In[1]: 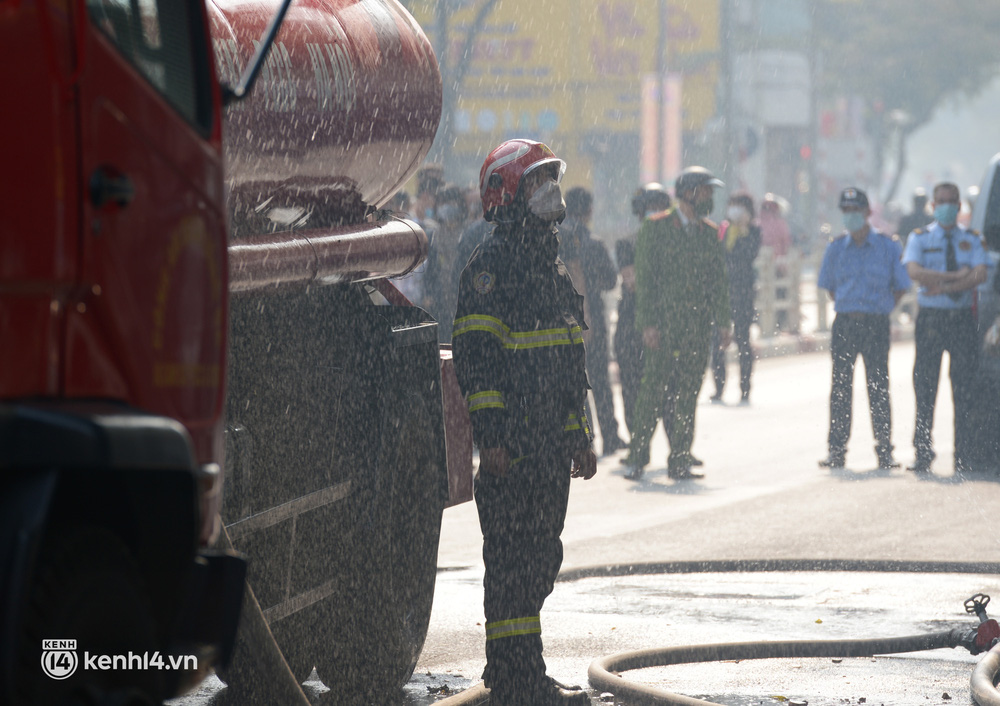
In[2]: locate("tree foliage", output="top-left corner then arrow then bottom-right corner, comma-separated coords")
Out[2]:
816,0 -> 1000,127
814,0 -> 1000,197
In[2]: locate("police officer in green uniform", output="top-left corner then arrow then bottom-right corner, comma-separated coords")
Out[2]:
623,167 -> 731,481
452,139 -> 597,706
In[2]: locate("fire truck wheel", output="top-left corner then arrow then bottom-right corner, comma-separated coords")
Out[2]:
14,526 -> 162,706
315,391 -> 444,697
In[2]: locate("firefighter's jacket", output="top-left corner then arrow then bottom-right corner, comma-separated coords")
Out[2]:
452,223 -> 593,457
635,207 -> 731,348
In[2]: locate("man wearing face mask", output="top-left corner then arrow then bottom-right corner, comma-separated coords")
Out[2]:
622,166 -> 731,482
817,187 -> 911,471
615,183 -> 672,437
451,139 -> 597,706
902,181 -> 988,474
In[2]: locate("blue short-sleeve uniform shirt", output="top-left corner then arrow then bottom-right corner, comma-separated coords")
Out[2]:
817,229 -> 911,315
901,221 -> 987,309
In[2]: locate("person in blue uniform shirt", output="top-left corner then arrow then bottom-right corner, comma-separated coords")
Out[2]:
902,181 -> 988,473
817,187 -> 911,470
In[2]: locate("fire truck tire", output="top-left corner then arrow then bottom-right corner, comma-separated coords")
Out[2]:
14,526 -> 162,706
315,391 -> 444,697
269,614 -> 317,683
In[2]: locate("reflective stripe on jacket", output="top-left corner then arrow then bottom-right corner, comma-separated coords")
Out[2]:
452,223 -> 592,453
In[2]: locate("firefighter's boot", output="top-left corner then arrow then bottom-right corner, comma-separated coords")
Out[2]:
490,677 -> 592,706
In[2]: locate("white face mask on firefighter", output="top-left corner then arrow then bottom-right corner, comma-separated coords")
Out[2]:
527,180 -> 566,221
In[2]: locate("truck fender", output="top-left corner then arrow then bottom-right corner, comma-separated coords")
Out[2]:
0,403 -> 204,673
0,469 -> 57,696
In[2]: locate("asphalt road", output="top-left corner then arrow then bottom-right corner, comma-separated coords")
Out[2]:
412,340 -> 1000,705
172,341 -> 1000,705
435,340 -> 1000,574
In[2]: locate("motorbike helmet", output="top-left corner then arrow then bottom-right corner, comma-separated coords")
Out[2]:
631,182 -> 671,218
479,139 -> 566,222
674,166 -> 724,200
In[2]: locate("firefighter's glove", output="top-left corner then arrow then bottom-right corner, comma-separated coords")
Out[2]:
620,265 -> 636,292
571,448 -> 598,480
480,447 -> 510,478
718,326 -> 733,349
642,326 -> 660,350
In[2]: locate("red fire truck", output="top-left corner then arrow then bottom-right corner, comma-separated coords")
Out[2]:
0,0 -> 470,703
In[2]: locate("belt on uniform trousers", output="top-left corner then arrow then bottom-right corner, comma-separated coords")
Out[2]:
919,307 -> 971,317
840,312 -> 888,320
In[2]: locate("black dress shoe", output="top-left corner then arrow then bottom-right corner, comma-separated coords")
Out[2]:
818,454 -> 846,469
623,464 -> 645,481
668,467 -> 704,480
907,459 -> 932,473
691,456 -> 704,467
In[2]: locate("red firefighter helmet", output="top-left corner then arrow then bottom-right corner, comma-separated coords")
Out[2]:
479,139 -> 566,221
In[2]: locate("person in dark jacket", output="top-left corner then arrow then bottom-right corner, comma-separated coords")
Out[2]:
710,192 -> 762,405
423,183 -> 469,342
452,139 -> 596,706
623,167 -> 731,482
560,187 -> 626,455
615,183 -> 671,436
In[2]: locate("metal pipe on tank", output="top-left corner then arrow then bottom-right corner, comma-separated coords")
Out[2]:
228,217 -> 427,292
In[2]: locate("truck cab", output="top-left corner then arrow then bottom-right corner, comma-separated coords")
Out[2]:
1,1 -> 244,702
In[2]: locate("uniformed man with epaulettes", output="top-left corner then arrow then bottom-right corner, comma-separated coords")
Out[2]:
622,166 -> 731,482
451,139 -> 597,706
902,181 -> 988,474
615,183 -> 672,437
817,187 -> 911,471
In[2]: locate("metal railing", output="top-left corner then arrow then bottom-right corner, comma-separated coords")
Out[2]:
754,248 -> 918,337
755,246 -> 801,336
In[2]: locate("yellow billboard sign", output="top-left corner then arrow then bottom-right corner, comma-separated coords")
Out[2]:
411,0 -> 719,141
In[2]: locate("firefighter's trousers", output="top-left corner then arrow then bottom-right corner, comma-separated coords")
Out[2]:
475,446 -> 572,698
626,340 -> 708,470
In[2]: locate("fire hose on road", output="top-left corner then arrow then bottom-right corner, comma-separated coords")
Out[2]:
587,593 -> 1000,706
435,561 -> 1000,706
589,630 -> 996,706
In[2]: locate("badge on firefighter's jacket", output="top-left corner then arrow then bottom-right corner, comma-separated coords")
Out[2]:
474,271 -> 496,294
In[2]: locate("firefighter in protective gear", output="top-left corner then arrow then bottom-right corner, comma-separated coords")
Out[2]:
452,139 -> 597,706
623,167 -> 731,482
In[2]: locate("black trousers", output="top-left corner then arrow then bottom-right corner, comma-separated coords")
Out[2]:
475,446 -> 571,698
828,313 -> 892,454
614,312 -> 643,435
586,329 -> 621,448
913,307 -> 978,464
711,307 -> 754,398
